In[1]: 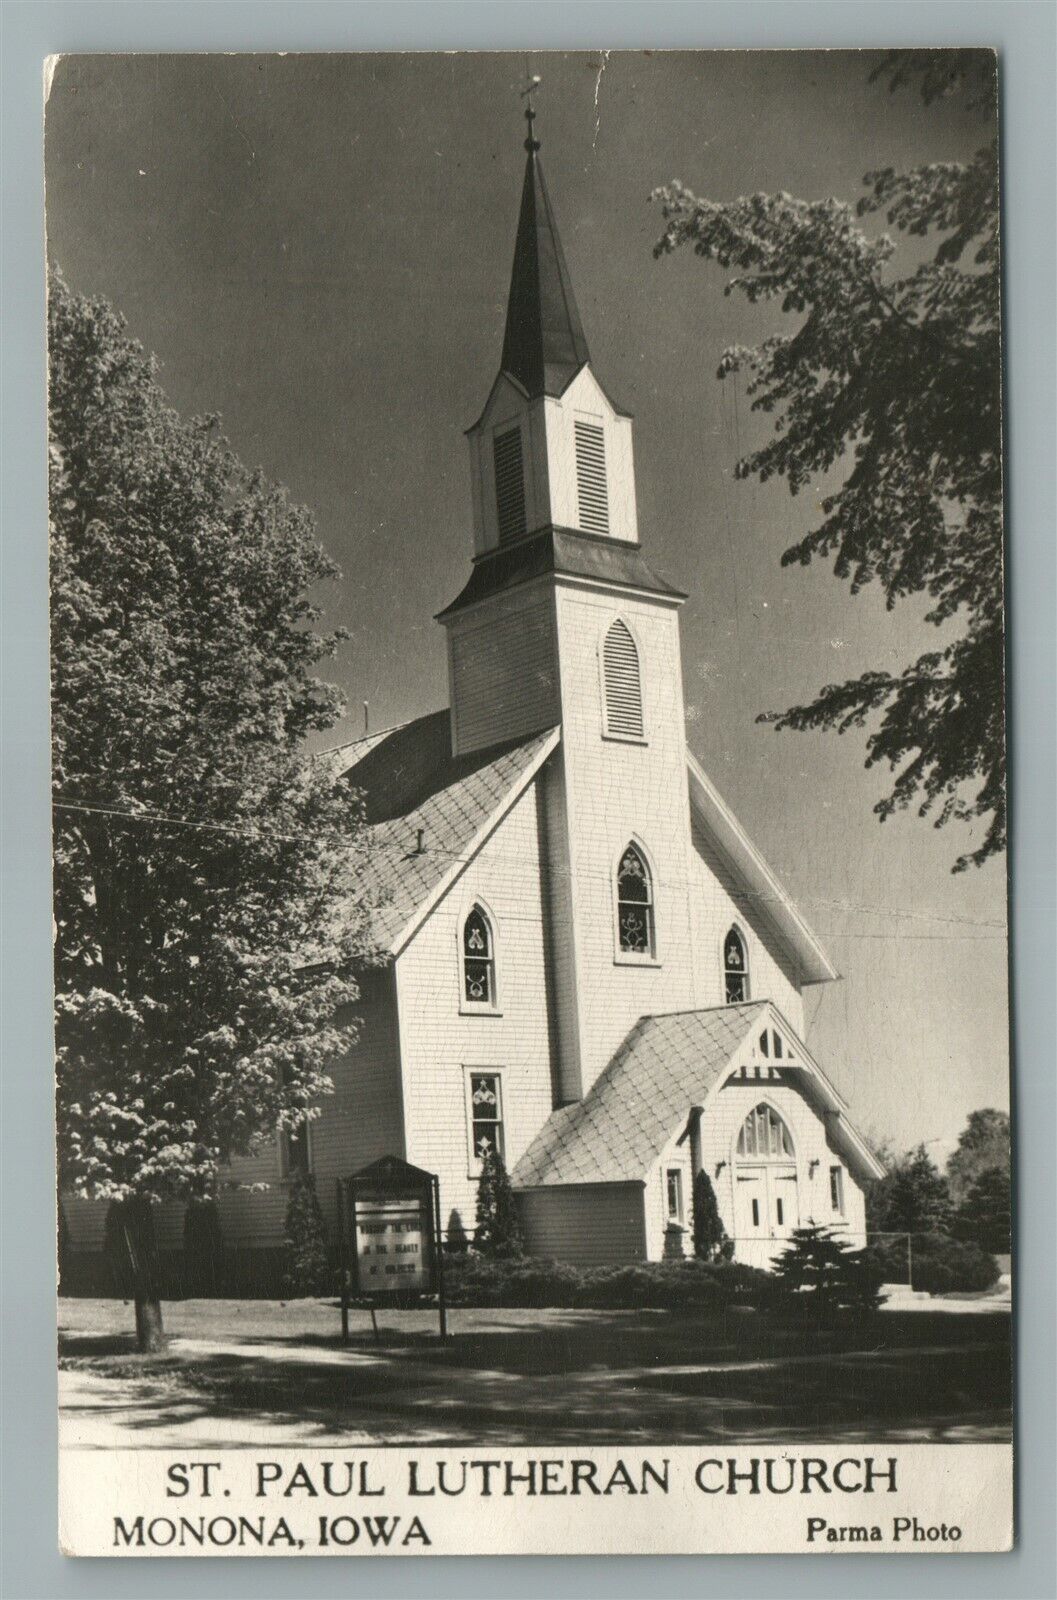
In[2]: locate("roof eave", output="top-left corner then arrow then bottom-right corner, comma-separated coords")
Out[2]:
686,750 -> 839,986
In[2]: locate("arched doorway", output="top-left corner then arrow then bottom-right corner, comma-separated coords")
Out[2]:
732,1103 -> 800,1268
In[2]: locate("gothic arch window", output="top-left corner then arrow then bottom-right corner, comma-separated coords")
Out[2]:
736,1103 -> 795,1162
461,905 -> 497,1009
616,842 -> 655,957
723,926 -> 749,1004
602,618 -> 644,740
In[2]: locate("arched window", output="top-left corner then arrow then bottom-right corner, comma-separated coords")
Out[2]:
616,843 -> 655,956
723,926 -> 749,1003
736,1103 -> 795,1161
602,619 -> 644,739
461,906 -> 496,1008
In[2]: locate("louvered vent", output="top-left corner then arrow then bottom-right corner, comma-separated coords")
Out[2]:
574,420 -> 609,534
493,426 -> 526,544
603,619 -> 644,738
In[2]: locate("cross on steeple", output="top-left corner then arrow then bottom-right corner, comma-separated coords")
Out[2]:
520,69 -> 542,152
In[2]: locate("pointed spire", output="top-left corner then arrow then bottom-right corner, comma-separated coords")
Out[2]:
500,91 -> 591,400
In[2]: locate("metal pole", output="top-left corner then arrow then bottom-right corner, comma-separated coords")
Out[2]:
433,1175 -> 448,1339
336,1180 -> 349,1344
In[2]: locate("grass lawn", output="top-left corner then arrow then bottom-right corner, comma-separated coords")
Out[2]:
58,1295 -> 1012,1449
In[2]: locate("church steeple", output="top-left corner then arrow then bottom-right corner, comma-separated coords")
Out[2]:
500,122 -> 591,400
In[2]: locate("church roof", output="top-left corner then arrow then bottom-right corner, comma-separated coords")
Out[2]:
500,145 -> 591,399
436,524 -> 687,621
513,1004 -> 767,1188
329,711 -> 558,951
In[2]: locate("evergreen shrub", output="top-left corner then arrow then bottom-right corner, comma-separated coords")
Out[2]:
281,1170 -> 332,1296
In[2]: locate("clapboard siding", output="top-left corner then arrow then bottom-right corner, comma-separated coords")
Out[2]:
449,593 -> 559,755
518,1184 -> 647,1265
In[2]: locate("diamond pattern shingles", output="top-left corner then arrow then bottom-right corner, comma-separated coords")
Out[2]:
328,710 -> 557,949
512,1003 -> 768,1188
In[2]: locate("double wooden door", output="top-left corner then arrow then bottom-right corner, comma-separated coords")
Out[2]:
733,1163 -> 800,1268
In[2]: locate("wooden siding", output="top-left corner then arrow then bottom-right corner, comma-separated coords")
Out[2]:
518,1183 -> 647,1265
449,592 -> 559,756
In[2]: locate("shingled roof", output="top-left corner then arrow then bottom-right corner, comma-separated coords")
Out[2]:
513,1003 -> 768,1188
329,710 -> 558,950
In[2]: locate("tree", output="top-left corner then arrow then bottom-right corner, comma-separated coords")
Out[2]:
953,1164 -> 1011,1256
50,270 -> 376,1350
946,1108 -> 1010,1205
692,1170 -> 731,1261
473,1145 -> 524,1259
653,52 -> 1003,871
282,1171 -> 332,1296
771,1226 -> 885,1316
867,1144 -> 953,1236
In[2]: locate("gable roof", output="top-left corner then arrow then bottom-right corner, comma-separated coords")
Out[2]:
513,1000 -> 884,1189
687,751 -> 838,986
513,1003 -> 767,1188
329,710 -> 558,952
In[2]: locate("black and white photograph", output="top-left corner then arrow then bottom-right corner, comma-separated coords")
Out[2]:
46,49 -> 1012,1555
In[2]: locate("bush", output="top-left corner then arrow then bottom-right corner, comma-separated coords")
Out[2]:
905,1232 -> 999,1295
473,1146 -> 524,1258
953,1165 -> 1011,1256
282,1170 -> 332,1296
692,1171 -> 732,1262
444,1253 -> 768,1310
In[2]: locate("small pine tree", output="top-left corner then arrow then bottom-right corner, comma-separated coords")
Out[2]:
868,1144 -> 953,1236
473,1145 -> 524,1259
692,1170 -> 731,1261
282,1170 -> 332,1295
772,1226 -> 884,1316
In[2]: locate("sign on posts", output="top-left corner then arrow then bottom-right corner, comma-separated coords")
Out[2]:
336,1156 -> 447,1340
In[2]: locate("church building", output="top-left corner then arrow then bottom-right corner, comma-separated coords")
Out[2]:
65,113 -> 883,1279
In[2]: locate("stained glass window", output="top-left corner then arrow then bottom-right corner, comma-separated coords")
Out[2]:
469,1072 -> 504,1163
462,906 -> 495,1007
617,844 -> 654,955
724,927 -> 749,1003
736,1103 -> 794,1161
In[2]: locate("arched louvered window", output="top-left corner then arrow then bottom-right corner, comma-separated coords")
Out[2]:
736,1103 -> 795,1162
462,905 -> 496,1008
616,843 -> 655,956
574,419 -> 609,533
602,619 -> 644,739
493,425 -> 526,544
724,926 -> 749,1003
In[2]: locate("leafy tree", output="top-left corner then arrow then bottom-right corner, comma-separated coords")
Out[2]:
946,1108 -> 1010,1205
771,1226 -> 885,1316
653,51 -> 1003,870
867,1143 -> 953,1236
50,270 -> 375,1350
473,1145 -> 524,1259
282,1170 -> 332,1296
953,1164 -> 1011,1256
692,1169 -> 731,1261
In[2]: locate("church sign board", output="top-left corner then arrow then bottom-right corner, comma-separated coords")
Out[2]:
336,1156 -> 446,1338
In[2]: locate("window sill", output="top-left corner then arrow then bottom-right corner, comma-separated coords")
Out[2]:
459,1003 -> 504,1019
613,951 -> 662,969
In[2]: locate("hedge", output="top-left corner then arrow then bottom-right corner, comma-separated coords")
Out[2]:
443,1253 -> 768,1310
870,1231 -> 999,1295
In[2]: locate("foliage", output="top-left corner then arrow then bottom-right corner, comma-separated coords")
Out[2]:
768,1226 -> 886,1315
946,1108 -> 1010,1205
652,51 -> 1003,869
953,1164 -> 1011,1256
182,1199 -> 225,1296
867,1143 -> 953,1235
692,1169 -> 732,1261
901,1230 -> 999,1295
282,1170 -> 332,1296
444,1253 -> 768,1310
473,1145 -> 524,1259
50,269 -> 376,1221
444,1209 -> 471,1255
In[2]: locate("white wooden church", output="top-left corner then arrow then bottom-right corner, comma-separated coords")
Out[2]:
67,117 -> 883,1278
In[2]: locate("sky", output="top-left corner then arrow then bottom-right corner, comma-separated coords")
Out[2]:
44,50 -> 1009,1157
